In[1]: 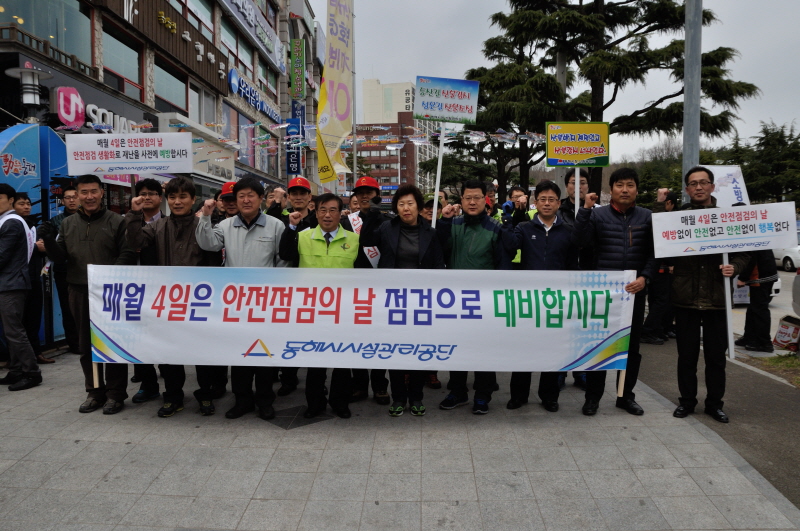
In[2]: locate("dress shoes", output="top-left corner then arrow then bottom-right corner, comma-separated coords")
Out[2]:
542,400 -> 559,413
36,355 -> 55,364
0,372 -> 23,385
8,372 -> 42,391
224,403 -> 255,419
615,397 -> 644,416
745,343 -> 774,353
259,405 -> 276,420
506,398 -> 527,410
672,405 -> 694,418
349,390 -> 368,403
582,399 -> 599,416
734,336 -> 748,347
331,403 -> 351,419
303,402 -> 327,419
704,408 -> 729,423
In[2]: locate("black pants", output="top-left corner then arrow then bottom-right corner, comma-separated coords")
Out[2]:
194,365 -> 229,401
642,271 -> 672,338
0,290 -> 39,374
69,285 -> 128,402
306,367 -> 352,408
159,364 -> 185,403
134,364 -> 160,394
742,282 -> 773,346
447,371 -> 496,402
22,277 -> 43,357
231,366 -> 276,410
388,370 -> 425,403
585,290 -> 646,402
279,367 -> 299,386
53,271 -> 79,352
352,368 -> 388,394
676,307 -> 727,410
509,372 -> 562,403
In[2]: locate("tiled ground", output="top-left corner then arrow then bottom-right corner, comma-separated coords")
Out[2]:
0,352 -> 798,531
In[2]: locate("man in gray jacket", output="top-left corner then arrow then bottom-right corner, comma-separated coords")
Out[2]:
197,177 -> 288,420
42,175 -> 137,414
0,183 -> 40,391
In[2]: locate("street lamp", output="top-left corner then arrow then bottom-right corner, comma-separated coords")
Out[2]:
5,66 -> 53,123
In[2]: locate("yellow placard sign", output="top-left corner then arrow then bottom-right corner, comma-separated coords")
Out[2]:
545,122 -> 609,167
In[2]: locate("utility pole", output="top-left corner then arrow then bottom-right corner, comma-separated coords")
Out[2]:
682,0 -> 703,202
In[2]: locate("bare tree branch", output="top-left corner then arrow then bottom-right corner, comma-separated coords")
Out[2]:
613,88 -> 684,125
603,84 -> 620,111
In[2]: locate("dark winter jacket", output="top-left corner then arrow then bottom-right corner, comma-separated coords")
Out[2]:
38,210 -> 75,275
125,210 -> 222,267
43,208 -> 137,285
436,211 -> 512,270
362,216 -> 446,270
572,203 -> 657,279
671,198 -> 750,310
341,207 -> 394,268
738,250 -> 778,284
558,199 -> 596,269
0,211 -> 31,292
502,213 -> 578,271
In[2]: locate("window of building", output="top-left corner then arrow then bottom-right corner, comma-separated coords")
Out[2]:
102,22 -> 142,101
154,56 -> 187,112
258,59 -> 278,97
222,102 -> 238,142
238,114 -> 255,167
266,2 -> 278,29
0,0 -> 92,66
238,38 -> 254,80
189,84 -> 216,124
221,17 -> 254,80
167,0 -> 214,41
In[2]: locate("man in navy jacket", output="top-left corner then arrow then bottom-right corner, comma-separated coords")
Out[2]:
573,168 -> 657,416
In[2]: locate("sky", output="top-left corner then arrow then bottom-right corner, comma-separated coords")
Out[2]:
306,0 -> 800,162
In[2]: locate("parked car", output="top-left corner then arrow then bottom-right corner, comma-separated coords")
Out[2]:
774,230 -> 800,272
734,276 -> 781,304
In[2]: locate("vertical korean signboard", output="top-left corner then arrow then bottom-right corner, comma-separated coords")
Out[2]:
290,39 -> 306,100
317,0 -> 353,184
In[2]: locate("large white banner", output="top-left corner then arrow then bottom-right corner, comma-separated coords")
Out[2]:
66,133 -> 193,175
652,202 -> 797,259
88,266 -> 636,372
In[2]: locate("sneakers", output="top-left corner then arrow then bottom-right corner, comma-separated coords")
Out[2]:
132,389 -> 161,404
199,400 -> 215,416
374,391 -> 391,406
472,399 -> 489,415
79,397 -> 106,413
157,402 -> 184,418
389,401 -> 405,417
410,401 -> 426,416
745,343 -> 774,353
426,373 -> 442,389
102,400 -> 124,415
439,393 -> 469,410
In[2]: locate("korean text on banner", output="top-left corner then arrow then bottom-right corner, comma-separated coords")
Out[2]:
545,122 -> 610,167
88,266 -> 636,372
317,0 -> 353,176
705,165 -> 751,206
290,39 -> 306,100
66,133 -> 193,175
652,202 -> 797,259
413,76 -> 479,125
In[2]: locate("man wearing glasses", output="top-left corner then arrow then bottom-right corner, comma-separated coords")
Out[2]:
670,167 -> 749,424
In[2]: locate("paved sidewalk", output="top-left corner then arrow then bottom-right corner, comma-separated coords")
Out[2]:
1,353 -> 799,531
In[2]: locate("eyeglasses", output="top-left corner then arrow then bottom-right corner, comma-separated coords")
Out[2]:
687,180 -> 712,188
535,197 -> 559,203
138,192 -> 160,197
317,208 -> 340,215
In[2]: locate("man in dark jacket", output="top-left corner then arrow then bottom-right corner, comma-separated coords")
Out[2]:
126,176 -> 225,418
437,179 -> 512,414
671,167 -> 750,424
0,183 -> 40,391
735,248 -> 778,353
642,189 -> 680,344
42,175 -> 137,414
573,167 -> 657,416
344,176 -> 393,404
502,180 -> 578,411
37,186 -> 80,353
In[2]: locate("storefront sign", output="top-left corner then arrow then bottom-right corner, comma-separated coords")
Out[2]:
219,0 -> 285,74
290,39 -> 306,100
291,100 -> 305,127
652,202 -> 797,258
545,122 -> 610,167
66,133 -> 193,174
286,150 -> 301,175
413,76 -> 479,125
88,266 -> 635,371
227,69 -> 282,124
53,86 -> 144,135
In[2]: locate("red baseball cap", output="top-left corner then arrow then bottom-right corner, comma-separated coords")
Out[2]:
353,176 -> 380,191
485,196 -> 492,206
287,176 -> 311,191
220,181 -> 236,199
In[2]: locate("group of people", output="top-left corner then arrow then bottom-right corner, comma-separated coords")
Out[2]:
0,164 -> 749,423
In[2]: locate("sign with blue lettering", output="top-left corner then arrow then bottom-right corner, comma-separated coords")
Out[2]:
227,69 -> 282,124
380,185 -> 398,190
286,150 -> 301,175
291,101 -> 305,128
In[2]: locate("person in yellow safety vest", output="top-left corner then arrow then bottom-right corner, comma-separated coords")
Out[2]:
278,193 -> 360,419
500,186 -> 537,268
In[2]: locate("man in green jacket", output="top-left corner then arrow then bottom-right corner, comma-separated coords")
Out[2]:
671,166 -> 749,424
279,193 -> 360,418
436,179 -> 512,414
42,175 -> 137,414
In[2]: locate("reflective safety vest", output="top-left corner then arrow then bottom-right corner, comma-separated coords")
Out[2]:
512,209 -> 537,264
298,224 -> 360,269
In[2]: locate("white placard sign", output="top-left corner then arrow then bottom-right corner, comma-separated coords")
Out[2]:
66,133 -> 193,175
706,165 -> 750,206
652,202 -> 797,259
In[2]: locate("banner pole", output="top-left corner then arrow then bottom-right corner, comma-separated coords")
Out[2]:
431,123 -> 447,228
723,251 -> 736,359
92,362 -> 99,389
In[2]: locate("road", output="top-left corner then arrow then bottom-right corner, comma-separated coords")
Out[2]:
638,269 -> 800,507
